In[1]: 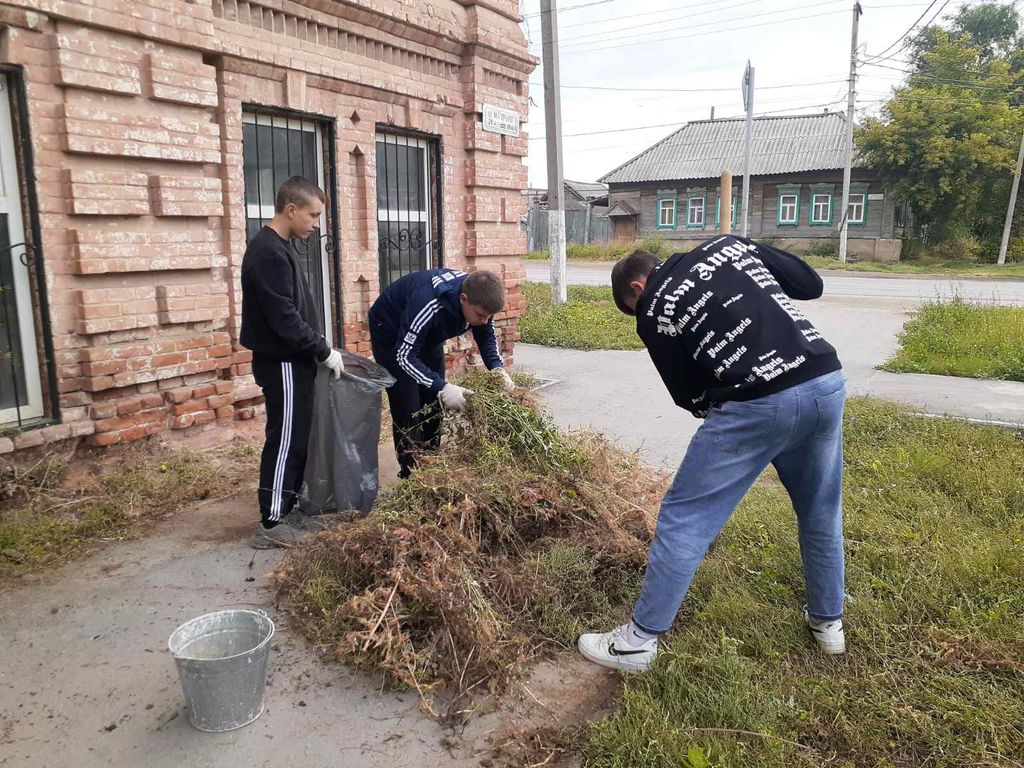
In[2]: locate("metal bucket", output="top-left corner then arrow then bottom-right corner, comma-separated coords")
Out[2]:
168,609 -> 275,732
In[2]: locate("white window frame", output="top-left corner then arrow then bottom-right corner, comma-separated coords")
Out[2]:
687,196 -> 705,228
657,198 -> 676,229
848,193 -> 866,225
778,193 -> 798,225
241,111 -> 334,344
0,75 -> 42,424
811,192 -> 833,225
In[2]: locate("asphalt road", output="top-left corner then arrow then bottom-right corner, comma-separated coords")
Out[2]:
524,261 -> 1024,306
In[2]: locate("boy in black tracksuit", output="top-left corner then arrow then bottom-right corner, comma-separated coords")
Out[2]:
240,177 -> 344,549
369,268 -> 513,478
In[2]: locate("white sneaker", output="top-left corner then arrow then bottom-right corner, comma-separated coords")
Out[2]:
577,623 -> 658,673
804,608 -> 846,655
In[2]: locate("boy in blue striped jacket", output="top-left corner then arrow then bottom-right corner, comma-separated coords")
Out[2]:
369,268 -> 513,478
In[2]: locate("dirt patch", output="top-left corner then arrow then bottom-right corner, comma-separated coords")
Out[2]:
0,440 -> 261,583
455,656 -> 621,767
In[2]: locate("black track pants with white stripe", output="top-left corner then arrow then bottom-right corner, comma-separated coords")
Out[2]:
253,356 -> 316,525
371,341 -> 444,479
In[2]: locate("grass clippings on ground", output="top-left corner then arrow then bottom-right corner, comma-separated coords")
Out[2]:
881,298 -> 1024,382
584,397 -> 1024,768
0,442 -> 259,581
277,375 -> 1024,766
519,282 -> 642,351
274,372 -> 663,718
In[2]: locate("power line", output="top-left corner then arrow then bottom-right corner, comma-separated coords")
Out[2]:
864,0 -> 954,64
522,0 -> 769,33
525,78 -> 850,94
548,0 -> 841,47
864,0 -> 940,59
521,0 -> 614,19
542,4 -> 932,57
528,99 -> 848,141
860,59 -> 1022,88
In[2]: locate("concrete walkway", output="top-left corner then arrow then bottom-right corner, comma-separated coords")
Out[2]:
0,471 -> 479,768
519,343 -> 1024,469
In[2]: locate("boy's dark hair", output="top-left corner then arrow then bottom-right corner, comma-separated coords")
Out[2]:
462,270 -> 506,315
275,176 -> 326,213
611,250 -> 662,315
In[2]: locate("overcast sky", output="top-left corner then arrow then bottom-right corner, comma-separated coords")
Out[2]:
520,0 -> 974,187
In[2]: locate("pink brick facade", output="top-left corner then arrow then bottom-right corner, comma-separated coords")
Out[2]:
0,0 -> 534,454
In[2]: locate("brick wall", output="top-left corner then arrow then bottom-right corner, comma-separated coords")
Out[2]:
0,0 -> 534,456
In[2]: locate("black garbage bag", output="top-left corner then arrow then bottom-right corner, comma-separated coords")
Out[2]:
302,351 -> 396,516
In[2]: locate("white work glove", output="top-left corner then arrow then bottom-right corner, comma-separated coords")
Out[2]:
439,382 -> 473,412
494,368 -> 515,393
320,349 -> 345,380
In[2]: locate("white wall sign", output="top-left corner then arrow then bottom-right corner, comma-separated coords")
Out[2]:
868,193 -> 885,201
482,105 -> 520,138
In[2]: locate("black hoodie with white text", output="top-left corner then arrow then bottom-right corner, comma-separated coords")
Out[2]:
635,235 -> 842,418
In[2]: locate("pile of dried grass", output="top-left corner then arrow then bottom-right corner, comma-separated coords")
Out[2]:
273,372 -> 664,715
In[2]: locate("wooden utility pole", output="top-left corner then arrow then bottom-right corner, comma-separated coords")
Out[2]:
720,170 -> 733,235
997,126 -> 1024,265
838,1 -> 862,263
540,0 -> 567,304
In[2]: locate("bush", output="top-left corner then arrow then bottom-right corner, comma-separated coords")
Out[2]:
798,239 -> 839,259
922,234 -> 982,262
1006,238 -> 1024,263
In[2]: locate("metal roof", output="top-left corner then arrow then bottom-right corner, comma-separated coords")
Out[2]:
600,112 -> 856,185
564,179 -> 608,200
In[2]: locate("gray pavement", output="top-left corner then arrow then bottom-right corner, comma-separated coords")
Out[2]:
0,483 -> 481,768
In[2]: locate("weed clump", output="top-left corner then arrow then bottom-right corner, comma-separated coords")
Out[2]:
274,372 -> 663,712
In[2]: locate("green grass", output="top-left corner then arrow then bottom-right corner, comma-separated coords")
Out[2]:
583,398 -> 1024,768
881,299 -> 1024,382
802,254 -> 1024,278
519,281 -> 642,351
524,237 -> 669,263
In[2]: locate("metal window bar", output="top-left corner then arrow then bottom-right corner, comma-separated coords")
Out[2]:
376,130 -> 441,288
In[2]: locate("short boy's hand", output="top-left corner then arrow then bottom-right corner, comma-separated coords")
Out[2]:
495,368 -> 515,393
320,349 -> 345,380
439,383 -> 473,412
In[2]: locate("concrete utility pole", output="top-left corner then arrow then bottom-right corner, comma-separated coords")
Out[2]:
720,169 -> 733,235
838,1 -> 862,263
540,0 -> 567,304
998,126 -> 1024,265
741,62 -> 755,237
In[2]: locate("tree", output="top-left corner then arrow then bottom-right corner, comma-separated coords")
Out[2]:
910,3 -> 1021,68
857,6 -> 1024,245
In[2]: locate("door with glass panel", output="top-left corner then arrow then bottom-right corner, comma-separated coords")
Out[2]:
0,74 -> 42,425
242,111 -> 334,340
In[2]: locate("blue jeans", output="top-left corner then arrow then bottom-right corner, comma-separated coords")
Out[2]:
633,370 -> 847,633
